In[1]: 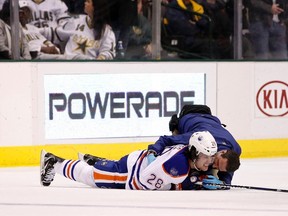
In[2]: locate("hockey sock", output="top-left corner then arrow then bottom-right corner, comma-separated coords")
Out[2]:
54,160 -> 96,187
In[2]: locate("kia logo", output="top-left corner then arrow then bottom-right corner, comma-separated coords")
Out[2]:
256,81 -> 288,117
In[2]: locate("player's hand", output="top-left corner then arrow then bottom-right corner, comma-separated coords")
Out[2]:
147,150 -> 157,165
202,175 -> 224,190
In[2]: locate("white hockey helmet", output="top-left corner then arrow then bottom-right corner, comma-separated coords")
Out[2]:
188,131 -> 217,156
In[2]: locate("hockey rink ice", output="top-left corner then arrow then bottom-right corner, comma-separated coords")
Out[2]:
1,157 -> 288,216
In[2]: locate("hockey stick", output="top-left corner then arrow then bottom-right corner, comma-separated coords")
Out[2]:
197,182 -> 288,193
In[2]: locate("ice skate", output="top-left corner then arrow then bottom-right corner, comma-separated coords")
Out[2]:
78,152 -> 106,165
40,150 -> 63,186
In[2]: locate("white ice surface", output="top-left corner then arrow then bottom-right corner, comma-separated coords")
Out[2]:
0,158 -> 288,216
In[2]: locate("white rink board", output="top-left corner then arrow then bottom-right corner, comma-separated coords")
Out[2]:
1,61 -> 288,147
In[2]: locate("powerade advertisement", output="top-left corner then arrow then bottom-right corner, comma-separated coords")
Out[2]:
44,73 -> 206,139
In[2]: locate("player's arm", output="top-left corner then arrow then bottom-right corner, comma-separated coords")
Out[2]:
147,133 -> 192,155
217,171 -> 233,185
54,19 -> 75,43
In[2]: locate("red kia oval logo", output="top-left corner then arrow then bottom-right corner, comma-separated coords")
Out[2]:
256,81 -> 288,117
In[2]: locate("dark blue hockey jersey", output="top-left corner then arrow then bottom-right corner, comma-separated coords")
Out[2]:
148,113 -> 242,185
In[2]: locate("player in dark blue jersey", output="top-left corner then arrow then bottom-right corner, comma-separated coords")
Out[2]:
147,104 -> 241,189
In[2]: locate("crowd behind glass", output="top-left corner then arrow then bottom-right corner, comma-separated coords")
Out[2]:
0,0 -> 288,60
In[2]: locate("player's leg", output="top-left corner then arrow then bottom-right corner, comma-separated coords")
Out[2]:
40,150 -> 96,187
41,150 -> 129,189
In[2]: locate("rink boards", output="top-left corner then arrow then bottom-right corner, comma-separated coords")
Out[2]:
0,61 -> 287,167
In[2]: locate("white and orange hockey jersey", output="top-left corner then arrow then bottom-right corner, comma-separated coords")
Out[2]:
125,145 -> 190,190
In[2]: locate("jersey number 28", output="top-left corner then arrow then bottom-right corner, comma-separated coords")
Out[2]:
147,174 -> 164,189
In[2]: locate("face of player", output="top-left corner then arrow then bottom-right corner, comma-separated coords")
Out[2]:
84,0 -> 94,18
194,153 -> 215,171
212,150 -> 228,172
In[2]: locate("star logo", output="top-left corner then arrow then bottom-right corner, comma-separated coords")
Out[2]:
74,39 -> 89,54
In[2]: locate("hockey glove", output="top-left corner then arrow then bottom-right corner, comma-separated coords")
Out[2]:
147,150 -> 157,165
202,175 -> 224,190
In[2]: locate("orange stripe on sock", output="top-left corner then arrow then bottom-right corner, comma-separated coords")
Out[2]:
93,171 -> 127,182
66,161 -> 74,179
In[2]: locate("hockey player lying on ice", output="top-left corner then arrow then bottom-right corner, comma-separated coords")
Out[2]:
41,131 -> 218,190
80,104 -> 241,190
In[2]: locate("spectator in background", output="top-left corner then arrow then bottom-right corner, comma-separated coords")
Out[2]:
110,0 -> 139,59
0,0 -> 31,59
198,0 -> 233,59
46,0 -> 116,60
19,0 -> 60,59
25,0 -> 71,52
222,0 -> 255,59
162,0 -> 211,58
126,0 -> 152,59
248,0 -> 288,59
